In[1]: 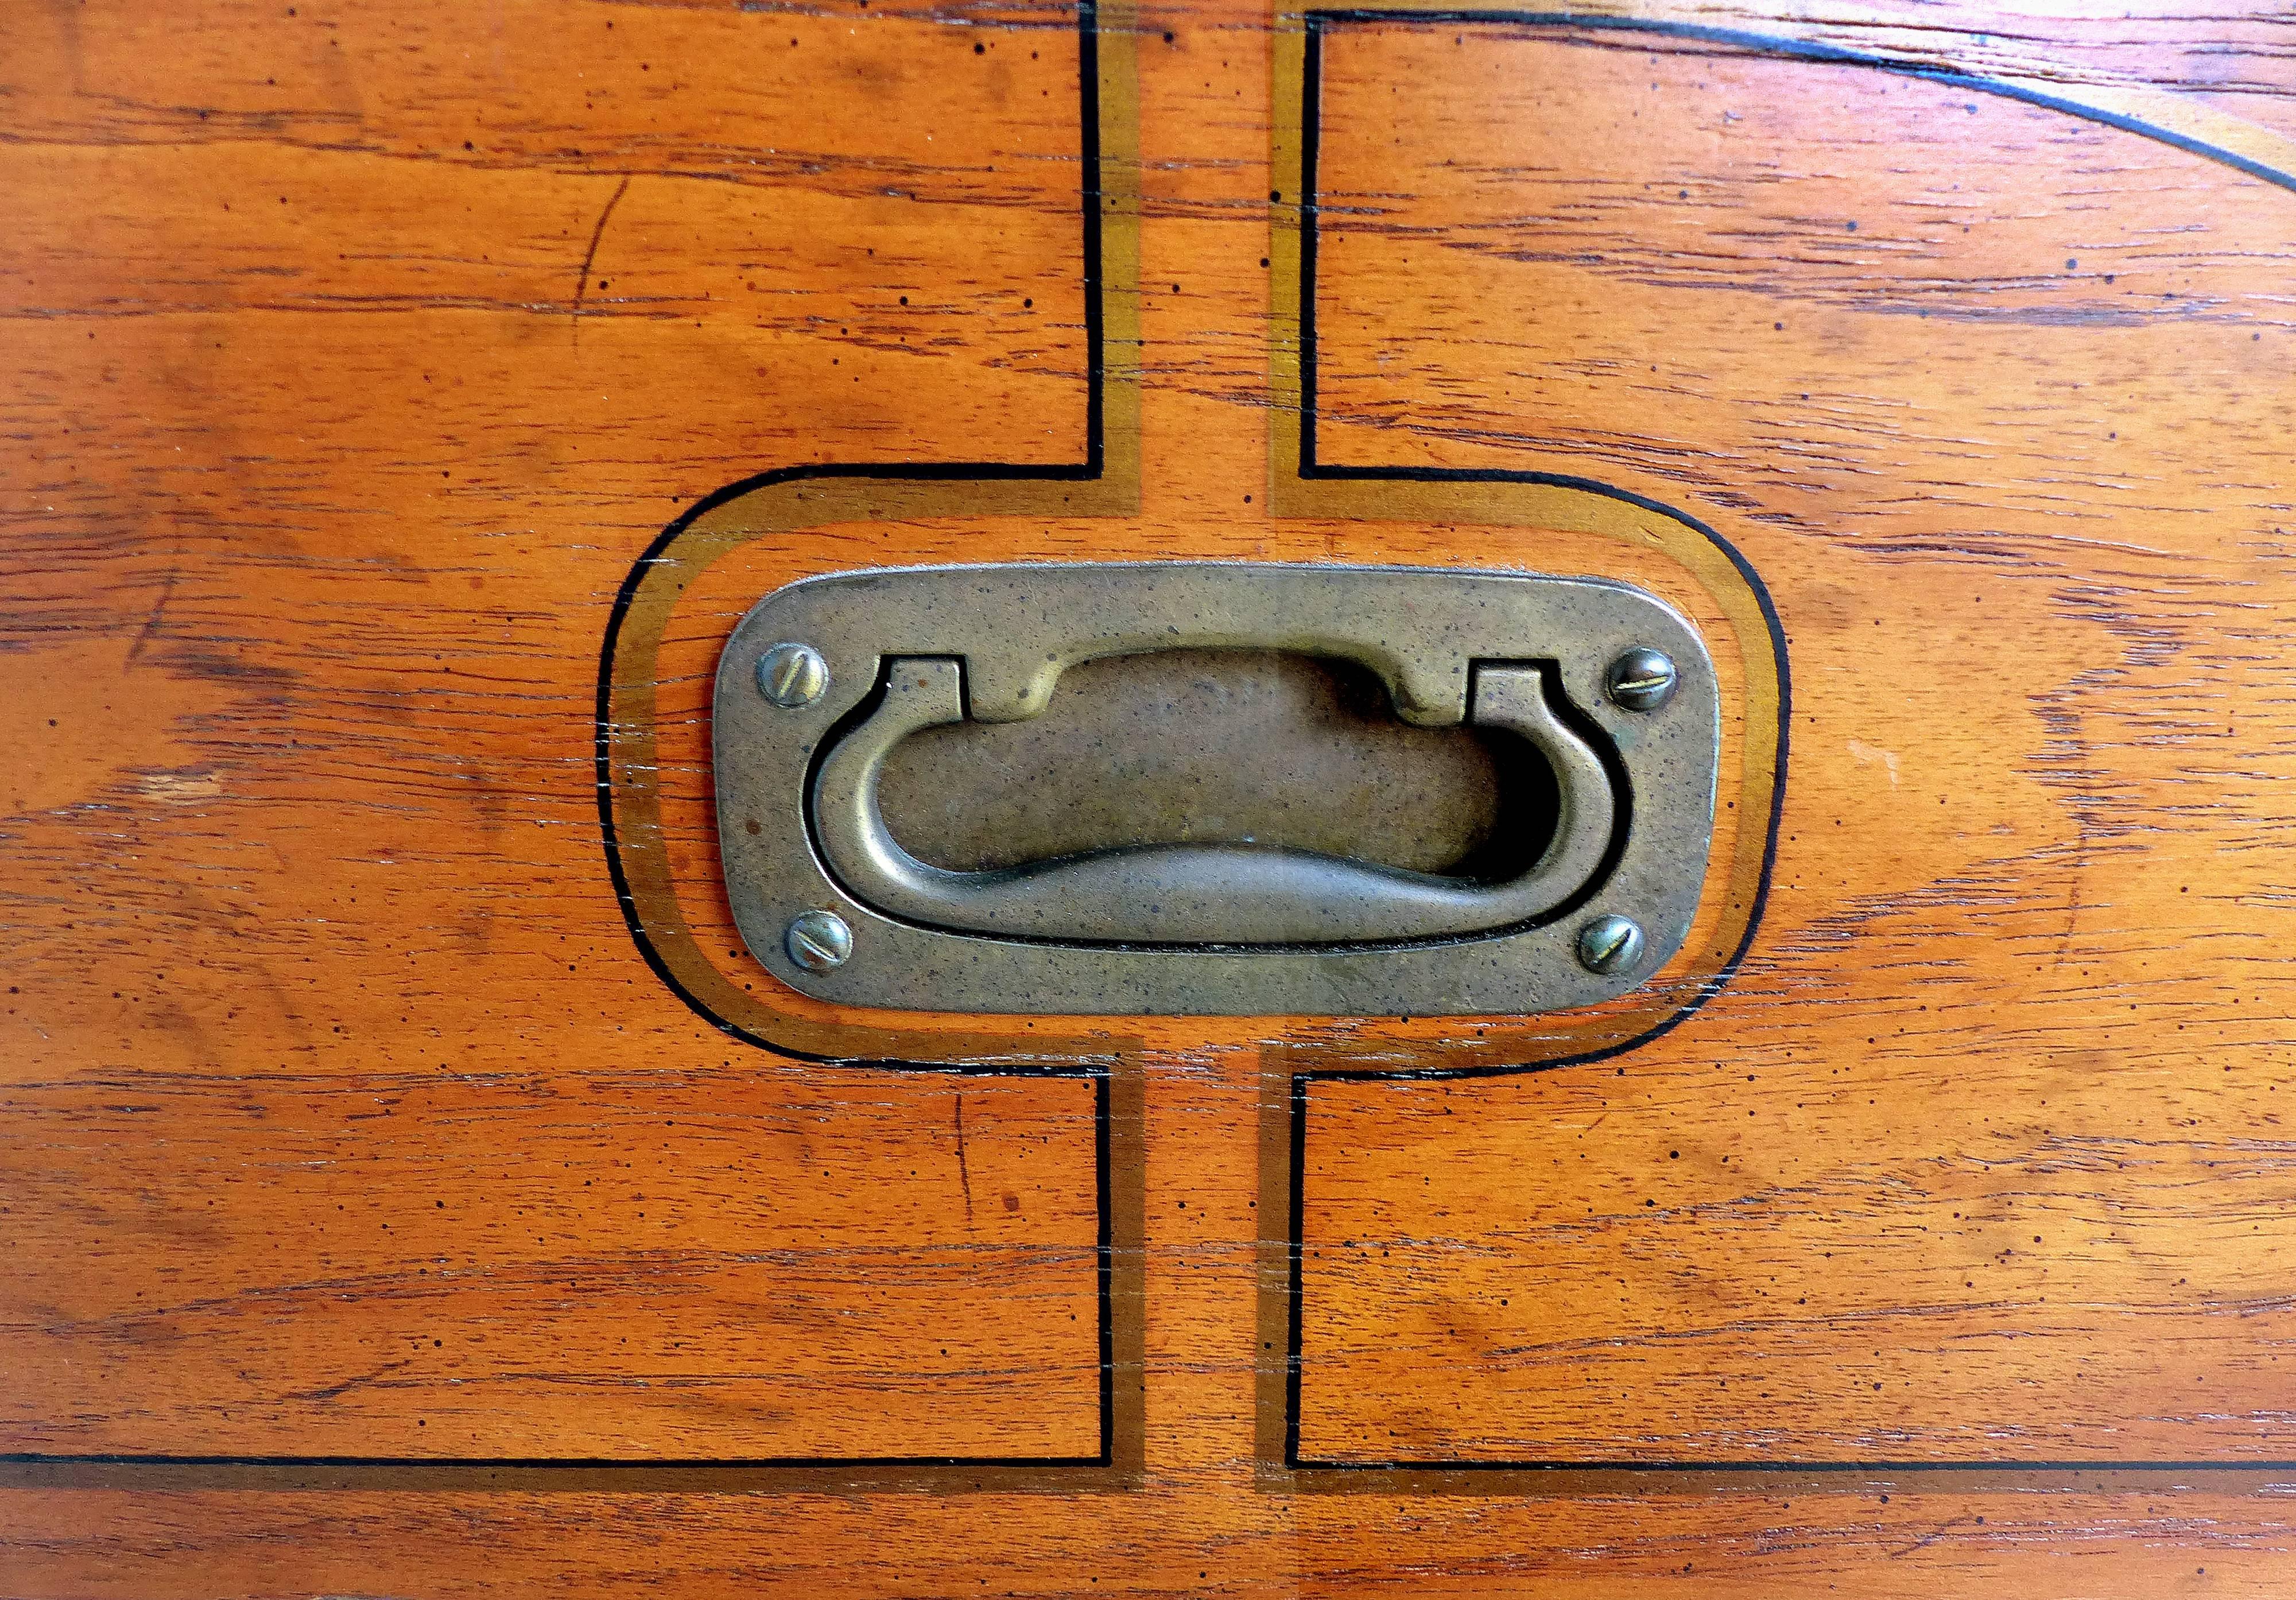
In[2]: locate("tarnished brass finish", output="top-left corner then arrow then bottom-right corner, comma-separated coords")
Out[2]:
816,657 -> 1612,945
878,649 -> 1539,877
711,561 -> 1720,1015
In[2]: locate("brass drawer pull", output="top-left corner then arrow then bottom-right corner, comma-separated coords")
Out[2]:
712,562 -> 1719,1016
810,657 -> 1616,946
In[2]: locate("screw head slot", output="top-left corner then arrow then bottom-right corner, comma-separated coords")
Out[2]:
785,910 -> 853,971
758,642 -> 829,709
1576,914 -> 1646,976
1605,647 -> 1679,713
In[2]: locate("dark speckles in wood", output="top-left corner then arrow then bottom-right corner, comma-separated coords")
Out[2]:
12,0 -> 2296,1586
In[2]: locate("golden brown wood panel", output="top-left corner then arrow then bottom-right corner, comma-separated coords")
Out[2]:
7,1482 -> 2296,1595
2,1067 -> 1102,1458
0,0 -> 1103,1461
1294,19 -> 2296,1466
1297,1067 -> 2296,1462
10,0 -> 2296,1590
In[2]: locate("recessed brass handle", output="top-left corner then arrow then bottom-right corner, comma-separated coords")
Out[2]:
713,562 -> 1719,1016
809,658 -> 1616,946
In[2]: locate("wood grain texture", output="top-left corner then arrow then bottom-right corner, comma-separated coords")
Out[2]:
9,0 -> 2296,1591
5,1481 -> 2296,1597
3,1066 -> 1102,1458
1294,17 -> 2296,1469
0,0 -> 1103,1463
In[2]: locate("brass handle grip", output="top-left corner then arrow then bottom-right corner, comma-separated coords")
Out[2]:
808,658 -> 1616,946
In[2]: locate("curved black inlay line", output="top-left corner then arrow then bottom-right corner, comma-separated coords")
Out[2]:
1284,9 -> 2296,1474
591,0 -> 1111,1071
1294,14 -> 1792,1085
15,2 -> 1123,1483
1290,4 -> 2294,1089
581,0 -> 1119,1479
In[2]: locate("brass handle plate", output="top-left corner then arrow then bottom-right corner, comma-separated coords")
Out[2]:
712,562 -> 1719,1016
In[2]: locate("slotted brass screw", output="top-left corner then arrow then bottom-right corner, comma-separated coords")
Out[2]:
1576,914 -> 1646,976
1605,647 -> 1678,712
758,641 -> 829,708
785,910 -> 853,971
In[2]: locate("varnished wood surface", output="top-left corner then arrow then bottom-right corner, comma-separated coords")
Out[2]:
6,1482 -> 2296,1595
1293,17 -> 2296,1468
7,0 -> 2296,1592
5,1067 -> 1103,1458
0,0 -> 1101,1466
